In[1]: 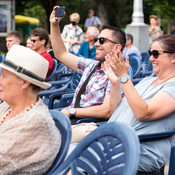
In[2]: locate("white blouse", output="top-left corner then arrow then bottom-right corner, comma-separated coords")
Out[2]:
0,98 -> 61,175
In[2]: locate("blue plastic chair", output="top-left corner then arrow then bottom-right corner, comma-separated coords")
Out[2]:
141,52 -> 149,63
38,73 -> 81,108
45,110 -> 72,175
138,129 -> 175,174
128,53 -> 141,78
139,52 -> 153,78
49,92 -> 74,109
169,143 -> 175,175
46,59 -> 58,81
53,121 -> 140,175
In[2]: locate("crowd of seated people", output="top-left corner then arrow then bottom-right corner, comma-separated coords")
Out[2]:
51,6 -> 175,175
0,5 -> 175,175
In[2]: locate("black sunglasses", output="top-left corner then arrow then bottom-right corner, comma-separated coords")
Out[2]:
94,37 -> 118,45
148,50 -> 175,59
31,39 -> 40,43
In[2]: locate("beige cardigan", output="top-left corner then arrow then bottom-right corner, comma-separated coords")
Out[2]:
0,98 -> 61,175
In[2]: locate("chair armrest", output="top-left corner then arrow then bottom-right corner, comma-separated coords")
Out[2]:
139,130 -> 175,142
75,118 -> 108,124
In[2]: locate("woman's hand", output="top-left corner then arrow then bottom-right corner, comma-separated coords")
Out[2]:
49,6 -> 65,25
106,49 -> 129,78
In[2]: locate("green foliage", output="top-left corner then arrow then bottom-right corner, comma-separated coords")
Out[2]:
16,1 -> 46,27
143,0 -> 175,33
15,0 -> 175,34
144,0 -> 175,19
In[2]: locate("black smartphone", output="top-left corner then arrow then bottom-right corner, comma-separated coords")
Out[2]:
55,7 -> 65,17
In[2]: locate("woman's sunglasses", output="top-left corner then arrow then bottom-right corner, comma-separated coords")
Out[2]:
148,50 -> 175,59
94,37 -> 118,45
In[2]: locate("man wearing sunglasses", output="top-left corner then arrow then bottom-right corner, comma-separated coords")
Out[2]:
50,6 -> 126,123
30,28 -> 54,78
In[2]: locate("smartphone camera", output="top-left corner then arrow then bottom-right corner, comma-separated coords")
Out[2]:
55,6 -> 65,17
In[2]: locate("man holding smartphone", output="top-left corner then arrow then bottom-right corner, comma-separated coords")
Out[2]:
50,6 -> 126,123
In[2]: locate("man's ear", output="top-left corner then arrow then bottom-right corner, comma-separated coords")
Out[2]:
41,39 -> 46,46
114,44 -> 122,51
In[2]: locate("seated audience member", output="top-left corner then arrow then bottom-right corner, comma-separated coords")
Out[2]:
0,45 -> 61,174
61,12 -> 84,54
84,9 -> 102,31
122,33 -> 142,62
77,26 -> 99,60
71,34 -> 175,174
50,6 -> 126,123
6,31 -> 21,51
30,28 -> 54,77
26,36 -> 32,49
149,15 -> 161,47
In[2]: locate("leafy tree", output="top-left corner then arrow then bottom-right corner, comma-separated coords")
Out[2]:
143,0 -> 175,33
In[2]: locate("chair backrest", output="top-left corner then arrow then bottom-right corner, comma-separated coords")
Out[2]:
52,93 -> 74,109
46,59 -> 58,81
55,122 -> 140,175
141,52 -> 149,63
138,129 -> 175,175
128,65 -> 133,80
45,110 -> 72,175
128,53 -> 141,78
140,52 -> 152,76
168,143 -> 175,175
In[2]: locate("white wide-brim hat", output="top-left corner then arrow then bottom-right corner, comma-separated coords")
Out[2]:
0,45 -> 51,89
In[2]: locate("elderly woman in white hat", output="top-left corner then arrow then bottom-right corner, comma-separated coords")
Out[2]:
0,45 -> 61,174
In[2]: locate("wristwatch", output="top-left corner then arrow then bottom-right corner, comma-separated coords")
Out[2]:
69,108 -> 76,117
119,75 -> 130,83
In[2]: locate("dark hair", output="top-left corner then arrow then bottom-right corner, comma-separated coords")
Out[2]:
6,31 -> 21,41
30,84 -> 41,93
31,28 -> 49,47
102,25 -> 126,51
125,34 -> 133,44
153,34 -> 175,52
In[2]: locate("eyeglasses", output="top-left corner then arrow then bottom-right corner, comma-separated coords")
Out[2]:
148,50 -> 175,59
94,37 -> 118,45
31,39 -> 40,43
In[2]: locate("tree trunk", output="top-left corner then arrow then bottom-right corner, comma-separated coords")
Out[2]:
97,0 -> 109,26
167,20 -> 172,34
40,0 -> 63,32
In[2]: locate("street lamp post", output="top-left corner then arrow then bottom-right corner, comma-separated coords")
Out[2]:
126,0 -> 149,52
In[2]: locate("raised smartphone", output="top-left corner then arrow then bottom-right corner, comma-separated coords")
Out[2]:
55,7 -> 65,17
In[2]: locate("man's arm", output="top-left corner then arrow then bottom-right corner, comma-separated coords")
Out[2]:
50,6 -> 78,72
62,94 -> 112,119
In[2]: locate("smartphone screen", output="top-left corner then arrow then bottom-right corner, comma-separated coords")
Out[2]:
55,7 -> 65,17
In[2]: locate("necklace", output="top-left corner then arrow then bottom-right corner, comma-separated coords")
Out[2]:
0,108 -> 12,126
153,76 -> 175,86
0,101 -> 37,126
